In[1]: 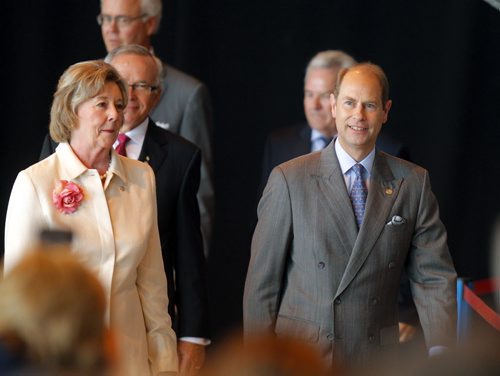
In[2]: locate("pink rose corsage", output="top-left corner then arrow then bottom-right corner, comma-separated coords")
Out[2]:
52,180 -> 84,214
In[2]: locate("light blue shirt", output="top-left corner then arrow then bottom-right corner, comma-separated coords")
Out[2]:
334,139 -> 375,193
310,129 -> 333,152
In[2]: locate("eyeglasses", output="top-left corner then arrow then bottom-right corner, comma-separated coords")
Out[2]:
128,83 -> 159,93
96,13 -> 148,28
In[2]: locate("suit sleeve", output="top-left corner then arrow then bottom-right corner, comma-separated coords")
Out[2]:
243,166 -> 293,336
406,170 -> 457,347
136,167 -> 178,374
4,171 -> 46,273
179,83 -> 215,257
174,148 -> 209,338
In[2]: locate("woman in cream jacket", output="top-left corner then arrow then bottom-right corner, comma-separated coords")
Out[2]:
4,60 -> 177,375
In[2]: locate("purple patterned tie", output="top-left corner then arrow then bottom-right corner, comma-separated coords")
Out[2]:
115,133 -> 130,156
349,163 -> 368,227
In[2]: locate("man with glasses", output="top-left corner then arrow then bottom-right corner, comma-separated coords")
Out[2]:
105,44 -> 209,375
99,0 -> 214,261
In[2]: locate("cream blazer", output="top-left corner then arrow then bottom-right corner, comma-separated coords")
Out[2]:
4,143 -> 178,375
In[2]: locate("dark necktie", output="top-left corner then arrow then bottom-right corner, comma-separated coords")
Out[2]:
349,163 -> 368,228
115,133 -> 130,157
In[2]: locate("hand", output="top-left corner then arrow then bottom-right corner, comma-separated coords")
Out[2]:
398,322 -> 417,343
178,341 -> 206,376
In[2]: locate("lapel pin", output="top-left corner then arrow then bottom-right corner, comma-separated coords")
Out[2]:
145,156 -> 150,164
385,188 -> 393,195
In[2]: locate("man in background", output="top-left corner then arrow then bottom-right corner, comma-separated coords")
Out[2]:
105,45 -> 209,375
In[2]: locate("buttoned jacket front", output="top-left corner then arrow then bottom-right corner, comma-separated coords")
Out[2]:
244,142 -> 457,365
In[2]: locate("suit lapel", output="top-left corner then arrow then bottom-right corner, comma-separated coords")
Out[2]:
314,143 -> 358,259
335,152 -> 403,298
138,119 -> 169,173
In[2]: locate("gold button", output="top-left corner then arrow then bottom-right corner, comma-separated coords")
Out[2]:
385,188 -> 393,195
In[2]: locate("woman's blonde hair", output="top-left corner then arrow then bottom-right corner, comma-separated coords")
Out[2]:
49,60 -> 127,143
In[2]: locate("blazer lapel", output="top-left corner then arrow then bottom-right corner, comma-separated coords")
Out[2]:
314,143 -> 358,259
335,151 -> 403,297
138,119 -> 169,172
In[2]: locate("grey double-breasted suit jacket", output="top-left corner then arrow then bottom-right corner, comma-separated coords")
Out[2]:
244,142 -> 456,365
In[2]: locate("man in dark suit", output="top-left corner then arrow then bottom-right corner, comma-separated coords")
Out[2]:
99,0 -> 214,258
41,45 -> 209,375
260,51 -> 418,342
107,45 -> 209,375
245,63 -> 457,366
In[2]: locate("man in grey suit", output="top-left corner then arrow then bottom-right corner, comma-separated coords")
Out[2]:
260,50 -> 418,343
244,63 -> 457,366
99,0 -> 214,256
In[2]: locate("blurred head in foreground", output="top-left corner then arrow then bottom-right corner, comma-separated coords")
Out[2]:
201,333 -> 337,376
0,248 -> 107,374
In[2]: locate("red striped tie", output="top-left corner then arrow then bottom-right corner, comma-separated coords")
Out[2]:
115,133 -> 130,156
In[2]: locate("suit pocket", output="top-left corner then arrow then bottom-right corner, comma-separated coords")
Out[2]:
275,314 -> 320,343
379,325 -> 399,346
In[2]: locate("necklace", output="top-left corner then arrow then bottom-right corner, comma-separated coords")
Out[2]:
98,160 -> 111,180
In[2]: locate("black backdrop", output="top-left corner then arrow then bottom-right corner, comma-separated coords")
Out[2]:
2,0 -> 500,343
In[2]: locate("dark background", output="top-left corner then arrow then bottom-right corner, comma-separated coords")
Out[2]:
1,0 -> 500,343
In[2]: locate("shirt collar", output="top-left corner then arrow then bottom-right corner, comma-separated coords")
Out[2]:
55,143 -> 88,180
334,139 -> 376,176
310,128 -> 335,142
56,142 -> 128,183
124,117 -> 148,146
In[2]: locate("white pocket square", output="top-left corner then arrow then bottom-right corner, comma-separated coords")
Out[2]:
386,215 -> 406,226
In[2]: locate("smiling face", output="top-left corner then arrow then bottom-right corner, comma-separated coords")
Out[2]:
109,53 -> 160,131
70,82 -> 125,152
331,67 -> 392,161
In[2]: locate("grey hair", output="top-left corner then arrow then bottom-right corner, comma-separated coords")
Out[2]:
104,44 -> 164,90
140,0 -> 162,32
305,50 -> 357,81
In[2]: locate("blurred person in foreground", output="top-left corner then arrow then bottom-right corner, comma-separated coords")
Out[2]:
104,44 -> 209,375
201,333 -> 334,376
244,63 -> 457,366
4,60 -> 177,375
0,248 -> 107,375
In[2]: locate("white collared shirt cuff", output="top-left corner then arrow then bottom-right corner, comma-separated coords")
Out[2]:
428,345 -> 447,357
179,337 -> 211,346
